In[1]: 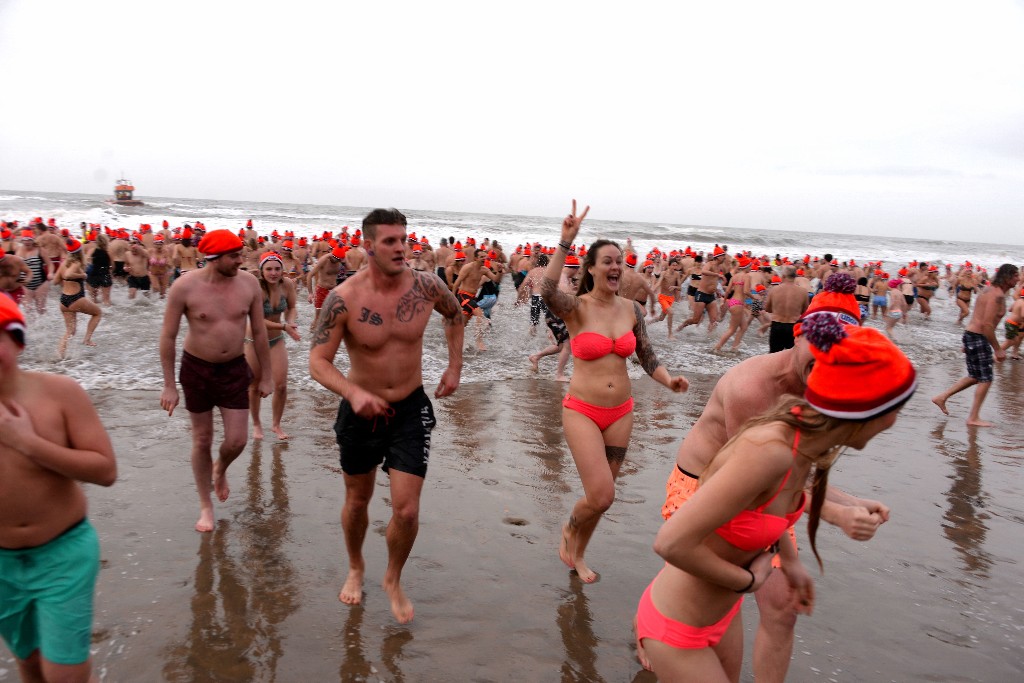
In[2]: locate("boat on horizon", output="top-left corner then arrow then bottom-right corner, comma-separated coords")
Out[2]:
106,178 -> 144,206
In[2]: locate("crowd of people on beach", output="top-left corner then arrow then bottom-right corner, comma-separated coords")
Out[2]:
0,206 -> 1020,682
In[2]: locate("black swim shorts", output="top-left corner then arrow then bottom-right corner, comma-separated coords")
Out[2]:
694,290 -> 715,305
334,385 -> 436,478
963,331 -> 994,383
179,351 -> 252,413
127,275 -> 150,290
769,321 -> 796,353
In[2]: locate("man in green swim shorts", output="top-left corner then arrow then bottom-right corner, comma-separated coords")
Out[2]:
0,293 -> 117,682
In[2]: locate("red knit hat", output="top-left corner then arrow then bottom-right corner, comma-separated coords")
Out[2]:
260,251 -> 283,268
197,230 -> 243,259
799,272 -> 861,332
625,252 -> 638,267
0,292 -> 26,347
66,238 -> 83,254
803,316 -> 916,421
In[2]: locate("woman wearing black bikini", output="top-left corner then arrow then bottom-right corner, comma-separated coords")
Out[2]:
542,200 -> 689,583
53,239 -> 102,358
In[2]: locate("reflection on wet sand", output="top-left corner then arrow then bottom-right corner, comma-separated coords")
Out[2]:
162,442 -> 298,681
557,577 -> 603,683
936,426 -> 994,582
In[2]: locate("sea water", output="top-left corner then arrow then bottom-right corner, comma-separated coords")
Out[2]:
3,189 -> 1019,390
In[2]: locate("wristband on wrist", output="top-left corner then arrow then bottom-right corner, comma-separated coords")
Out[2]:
558,241 -> 572,251
736,568 -> 755,593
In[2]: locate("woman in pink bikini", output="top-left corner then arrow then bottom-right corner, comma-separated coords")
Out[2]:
542,200 -> 689,583
636,317 -> 915,682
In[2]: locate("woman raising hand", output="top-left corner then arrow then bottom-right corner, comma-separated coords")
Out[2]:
542,200 -> 688,583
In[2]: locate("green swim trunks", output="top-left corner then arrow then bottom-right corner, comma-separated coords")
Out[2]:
0,518 -> 99,665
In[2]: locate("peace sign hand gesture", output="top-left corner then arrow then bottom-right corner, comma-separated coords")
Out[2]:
560,199 -> 590,244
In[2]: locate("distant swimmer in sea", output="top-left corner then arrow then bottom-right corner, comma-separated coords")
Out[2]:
543,200 -> 688,584
159,230 -> 274,532
933,263 -> 1020,427
309,208 -> 464,624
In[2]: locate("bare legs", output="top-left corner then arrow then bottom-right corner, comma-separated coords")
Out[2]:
245,341 -> 290,440
932,377 -> 994,427
58,300 -> 102,358
559,407 -> 632,583
340,468 -> 423,624
752,568 -> 798,682
16,650 -> 97,683
189,408 -> 249,532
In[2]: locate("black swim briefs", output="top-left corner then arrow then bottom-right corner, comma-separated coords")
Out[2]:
179,351 -> 252,413
334,385 -> 436,478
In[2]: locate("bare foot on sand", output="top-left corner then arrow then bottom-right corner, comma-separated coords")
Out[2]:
932,395 -> 949,416
83,340 -> 97,347
58,338 -> 68,359
195,507 -> 215,533
383,580 -> 414,624
339,568 -> 364,605
271,425 -> 289,440
559,524 -> 575,569
252,424 -> 264,440
967,418 -> 995,427
212,462 -> 230,502
555,375 -> 570,383
634,615 -> 652,671
529,355 -> 539,373
573,559 -> 599,584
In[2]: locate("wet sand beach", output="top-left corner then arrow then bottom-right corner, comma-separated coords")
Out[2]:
4,362 -> 1024,682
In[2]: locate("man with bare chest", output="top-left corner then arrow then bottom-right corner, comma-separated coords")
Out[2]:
310,208 -> 464,625
159,230 -> 273,533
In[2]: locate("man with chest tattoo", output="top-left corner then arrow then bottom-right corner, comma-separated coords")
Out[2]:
309,208 -> 465,624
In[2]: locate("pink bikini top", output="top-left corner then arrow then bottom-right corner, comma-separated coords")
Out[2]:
570,331 -> 636,361
715,429 -> 806,552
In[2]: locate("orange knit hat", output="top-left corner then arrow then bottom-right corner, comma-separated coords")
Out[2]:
803,316 -> 916,421
0,293 -> 26,346
800,272 -> 861,331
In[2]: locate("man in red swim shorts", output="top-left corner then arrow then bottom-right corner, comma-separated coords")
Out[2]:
158,230 -> 274,533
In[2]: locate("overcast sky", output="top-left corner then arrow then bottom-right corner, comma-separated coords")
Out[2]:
1,1 -> 1022,243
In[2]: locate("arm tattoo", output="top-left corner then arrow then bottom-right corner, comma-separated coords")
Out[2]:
311,292 -> 346,347
540,277 -> 579,318
431,274 -> 465,326
397,271 -> 438,322
632,301 -> 662,376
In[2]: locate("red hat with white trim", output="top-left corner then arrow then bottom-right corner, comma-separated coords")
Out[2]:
802,316 -> 916,421
0,293 -> 27,347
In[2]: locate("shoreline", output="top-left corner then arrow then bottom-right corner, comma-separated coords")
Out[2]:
3,366 -> 1022,681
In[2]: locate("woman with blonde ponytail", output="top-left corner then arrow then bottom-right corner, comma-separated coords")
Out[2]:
637,315 -> 916,682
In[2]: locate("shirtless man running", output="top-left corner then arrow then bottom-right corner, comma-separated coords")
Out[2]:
933,264 -> 1020,426
764,266 -> 808,352
309,208 -> 464,624
159,230 -> 274,532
